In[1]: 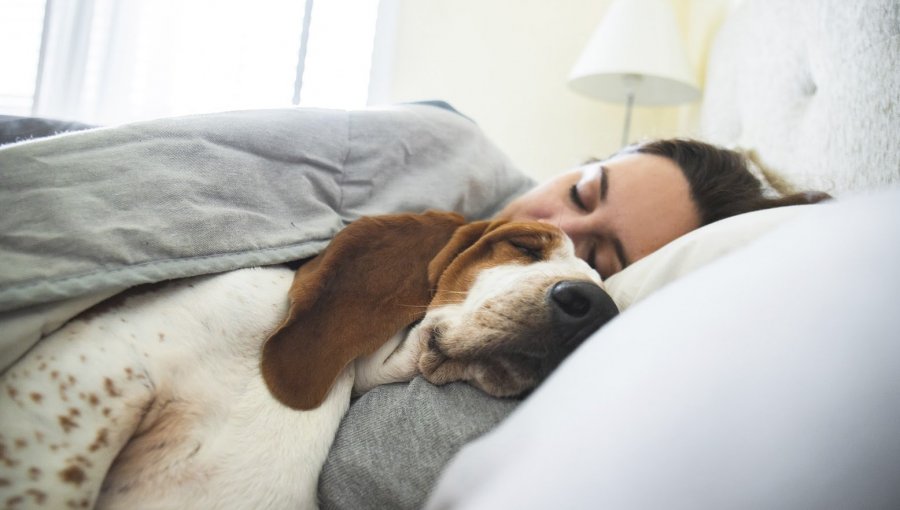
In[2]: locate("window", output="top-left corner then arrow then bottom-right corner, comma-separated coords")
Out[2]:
0,0 -> 46,116
0,0 -> 380,124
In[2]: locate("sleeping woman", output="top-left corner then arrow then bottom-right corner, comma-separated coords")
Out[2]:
499,138 -> 830,278
318,137 -> 831,510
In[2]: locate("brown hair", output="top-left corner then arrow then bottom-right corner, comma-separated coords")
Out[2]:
618,138 -> 831,226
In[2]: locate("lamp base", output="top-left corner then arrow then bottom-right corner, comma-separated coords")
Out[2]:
620,73 -> 641,147
622,91 -> 635,147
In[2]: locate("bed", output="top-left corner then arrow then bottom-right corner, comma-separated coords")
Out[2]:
1,0 -> 898,508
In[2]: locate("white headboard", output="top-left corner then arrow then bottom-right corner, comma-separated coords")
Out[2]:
700,0 -> 899,196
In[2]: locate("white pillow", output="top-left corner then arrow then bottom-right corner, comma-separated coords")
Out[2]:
427,189 -> 900,510
604,205 -> 812,309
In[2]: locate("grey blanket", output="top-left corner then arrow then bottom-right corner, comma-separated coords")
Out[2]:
0,104 -> 534,368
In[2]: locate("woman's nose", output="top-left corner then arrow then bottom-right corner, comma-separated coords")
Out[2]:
538,214 -> 593,237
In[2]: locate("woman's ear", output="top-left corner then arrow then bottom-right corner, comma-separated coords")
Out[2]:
261,211 -> 467,410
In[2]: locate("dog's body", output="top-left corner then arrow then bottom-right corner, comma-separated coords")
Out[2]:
1,268 -> 347,509
0,212 -> 617,509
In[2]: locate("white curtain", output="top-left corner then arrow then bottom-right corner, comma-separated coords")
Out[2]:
33,0 -> 379,125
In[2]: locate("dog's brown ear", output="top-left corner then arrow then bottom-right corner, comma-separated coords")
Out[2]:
261,211 -> 467,410
426,219 -> 495,288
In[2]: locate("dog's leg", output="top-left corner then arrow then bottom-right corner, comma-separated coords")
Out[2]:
0,313 -> 155,509
352,326 -> 426,395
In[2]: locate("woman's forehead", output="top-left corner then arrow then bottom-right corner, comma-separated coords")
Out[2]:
602,152 -> 676,171
603,155 -> 700,260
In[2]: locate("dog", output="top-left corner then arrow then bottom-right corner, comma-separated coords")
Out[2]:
0,211 -> 618,509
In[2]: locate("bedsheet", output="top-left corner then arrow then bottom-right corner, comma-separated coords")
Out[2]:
0,104 -> 534,369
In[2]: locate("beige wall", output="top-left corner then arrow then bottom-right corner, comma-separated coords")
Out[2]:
369,0 -> 733,181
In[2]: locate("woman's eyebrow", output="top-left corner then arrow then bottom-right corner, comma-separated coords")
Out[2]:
599,165 -> 609,202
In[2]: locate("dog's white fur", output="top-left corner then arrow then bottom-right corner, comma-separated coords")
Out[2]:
0,232 -> 599,509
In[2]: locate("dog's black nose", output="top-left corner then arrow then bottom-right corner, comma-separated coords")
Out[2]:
548,280 -> 619,343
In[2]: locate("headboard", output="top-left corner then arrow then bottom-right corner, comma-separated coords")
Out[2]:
700,0 -> 900,196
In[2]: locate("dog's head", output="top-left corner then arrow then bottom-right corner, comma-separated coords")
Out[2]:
261,211 -> 618,410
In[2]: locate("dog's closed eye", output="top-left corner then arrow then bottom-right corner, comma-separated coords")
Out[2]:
507,238 -> 545,261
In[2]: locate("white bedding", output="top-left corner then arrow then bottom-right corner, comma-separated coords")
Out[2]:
425,0 -> 900,506
428,188 -> 900,509
605,204 -> 812,309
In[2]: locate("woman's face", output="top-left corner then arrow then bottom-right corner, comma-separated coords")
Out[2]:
496,153 -> 701,279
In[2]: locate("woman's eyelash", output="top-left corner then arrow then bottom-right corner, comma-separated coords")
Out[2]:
569,184 -> 587,211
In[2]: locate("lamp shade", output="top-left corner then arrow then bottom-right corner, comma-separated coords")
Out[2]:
568,0 -> 700,105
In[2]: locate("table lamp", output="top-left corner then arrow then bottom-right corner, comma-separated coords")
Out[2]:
568,0 -> 701,146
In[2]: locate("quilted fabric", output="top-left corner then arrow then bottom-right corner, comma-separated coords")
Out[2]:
700,0 -> 900,195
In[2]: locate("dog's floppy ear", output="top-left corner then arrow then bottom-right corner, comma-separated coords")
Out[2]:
261,211 -> 468,410
426,219 -> 495,288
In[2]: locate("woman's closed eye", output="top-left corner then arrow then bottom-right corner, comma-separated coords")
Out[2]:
569,184 -> 588,211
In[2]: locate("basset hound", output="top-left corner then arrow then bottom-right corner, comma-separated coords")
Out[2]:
0,211 -> 618,509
